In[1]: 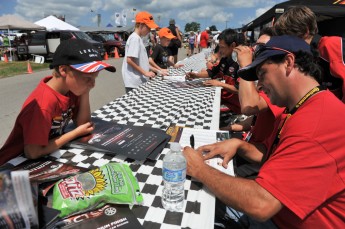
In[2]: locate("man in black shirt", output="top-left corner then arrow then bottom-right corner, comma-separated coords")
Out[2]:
186,29 -> 245,114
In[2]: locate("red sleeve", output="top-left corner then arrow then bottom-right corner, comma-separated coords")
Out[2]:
318,36 -> 345,102
256,96 -> 345,220
258,91 -> 285,118
20,102 -> 52,146
256,137 -> 336,220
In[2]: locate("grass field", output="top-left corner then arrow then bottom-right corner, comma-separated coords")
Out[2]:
0,61 -> 50,78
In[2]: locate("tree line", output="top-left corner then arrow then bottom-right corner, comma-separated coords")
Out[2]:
184,22 -> 218,33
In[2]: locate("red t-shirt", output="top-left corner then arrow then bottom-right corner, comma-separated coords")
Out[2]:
249,92 -> 285,144
200,31 -> 209,48
256,91 -> 345,228
0,76 -> 79,165
318,36 -> 345,102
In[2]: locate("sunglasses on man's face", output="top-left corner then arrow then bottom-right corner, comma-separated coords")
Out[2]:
251,42 -> 265,50
253,44 -> 293,59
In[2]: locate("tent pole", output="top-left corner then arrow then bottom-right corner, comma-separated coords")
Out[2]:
7,28 -> 12,61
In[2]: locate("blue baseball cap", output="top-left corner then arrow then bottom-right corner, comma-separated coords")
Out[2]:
238,35 -> 311,81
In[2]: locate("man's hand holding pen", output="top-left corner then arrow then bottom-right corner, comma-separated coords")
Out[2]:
186,70 -> 197,80
183,138 -> 241,173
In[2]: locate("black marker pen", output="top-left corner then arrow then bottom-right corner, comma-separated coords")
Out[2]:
190,134 -> 195,149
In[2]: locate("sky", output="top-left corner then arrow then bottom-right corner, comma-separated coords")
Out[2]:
0,0 -> 286,32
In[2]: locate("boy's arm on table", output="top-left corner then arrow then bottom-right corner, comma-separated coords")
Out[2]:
127,56 -> 155,78
24,91 -> 94,160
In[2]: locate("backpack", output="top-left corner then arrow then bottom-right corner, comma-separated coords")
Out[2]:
170,38 -> 182,48
168,25 -> 182,48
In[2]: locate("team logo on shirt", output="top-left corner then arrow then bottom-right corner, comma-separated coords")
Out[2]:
220,63 -> 226,72
229,67 -> 235,73
50,107 -> 74,139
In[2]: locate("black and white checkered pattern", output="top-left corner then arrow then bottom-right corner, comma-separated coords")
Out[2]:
93,79 -> 216,131
8,51 -> 218,228
48,148 -> 213,228
168,51 -> 210,76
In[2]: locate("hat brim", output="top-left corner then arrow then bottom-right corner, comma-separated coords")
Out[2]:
163,34 -> 176,39
146,22 -> 159,29
238,49 -> 287,81
70,61 -> 116,73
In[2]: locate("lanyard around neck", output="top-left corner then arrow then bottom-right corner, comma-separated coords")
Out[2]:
264,86 -> 323,161
288,86 -> 322,115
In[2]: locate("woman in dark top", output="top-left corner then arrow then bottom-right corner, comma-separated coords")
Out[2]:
167,19 -> 182,64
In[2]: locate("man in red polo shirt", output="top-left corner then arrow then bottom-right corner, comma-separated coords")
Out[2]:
183,35 -> 345,228
200,27 -> 210,50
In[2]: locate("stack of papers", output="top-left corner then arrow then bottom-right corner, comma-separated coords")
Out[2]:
167,126 -> 234,176
66,118 -> 171,161
163,75 -> 186,81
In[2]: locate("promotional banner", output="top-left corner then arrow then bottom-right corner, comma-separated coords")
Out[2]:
121,10 -> 127,26
115,12 -> 121,26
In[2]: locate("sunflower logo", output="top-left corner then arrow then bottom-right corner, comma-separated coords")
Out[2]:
76,168 -> 107,196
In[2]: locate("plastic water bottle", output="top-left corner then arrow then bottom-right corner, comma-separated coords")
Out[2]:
162,142 -> 186,211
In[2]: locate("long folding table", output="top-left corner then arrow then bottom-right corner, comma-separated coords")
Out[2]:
8,52 -> 227,228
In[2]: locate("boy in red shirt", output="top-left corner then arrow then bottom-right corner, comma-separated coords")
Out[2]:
0,39 -> 115,165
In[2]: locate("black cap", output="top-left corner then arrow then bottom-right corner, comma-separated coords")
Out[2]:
238,35 -> 310,81
50,39 -> 115,73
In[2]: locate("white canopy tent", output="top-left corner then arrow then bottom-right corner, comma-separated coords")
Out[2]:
0,15 -> 45,30
35,15 -> 79,31
0,14 -> 45,61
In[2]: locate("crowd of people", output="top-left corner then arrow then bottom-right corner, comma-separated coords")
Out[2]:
185,6 -> 345,229
0,34 -> 10,46
120,7 -> 345,229
0,5 -> 345,229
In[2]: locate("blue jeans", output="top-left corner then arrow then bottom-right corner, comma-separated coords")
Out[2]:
215,199 -> 278,229
226,207 -> 278,229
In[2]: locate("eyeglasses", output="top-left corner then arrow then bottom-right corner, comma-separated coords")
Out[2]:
253,44 -> 293,59
251,42 -> 265,50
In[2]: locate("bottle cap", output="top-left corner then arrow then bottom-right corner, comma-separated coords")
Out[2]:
170,142 -> 182,151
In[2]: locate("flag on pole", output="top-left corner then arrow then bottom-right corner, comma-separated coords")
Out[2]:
115,12 -> 121,26
121,10 -> 127,26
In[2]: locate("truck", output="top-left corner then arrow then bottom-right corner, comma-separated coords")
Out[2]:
87,33 -> 126,57
17,30 -> 105,60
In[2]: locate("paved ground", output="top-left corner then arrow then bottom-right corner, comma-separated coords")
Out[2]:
0,47 -> 188,145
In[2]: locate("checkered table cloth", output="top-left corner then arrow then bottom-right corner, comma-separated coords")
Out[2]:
8,52 -> 219,229
93,79 -> 219,131
168,51 -> 210,76
44,148 -> 214,229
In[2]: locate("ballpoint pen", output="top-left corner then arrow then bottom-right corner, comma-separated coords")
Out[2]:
186,69 -> 193,81
190,134 -> 195,149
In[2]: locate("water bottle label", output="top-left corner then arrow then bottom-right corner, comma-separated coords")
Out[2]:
162,168 -> 186,183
